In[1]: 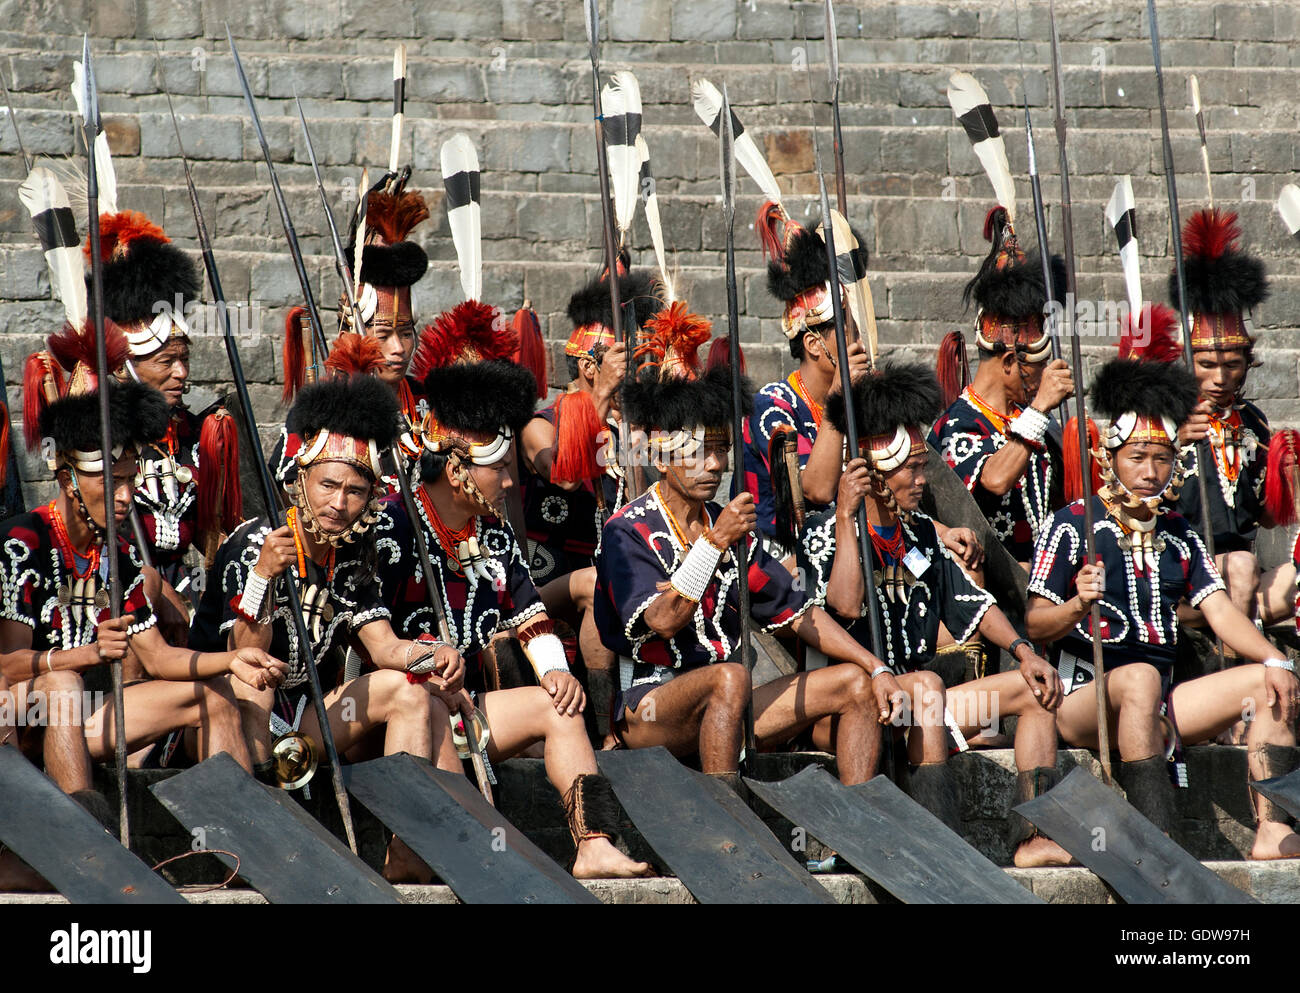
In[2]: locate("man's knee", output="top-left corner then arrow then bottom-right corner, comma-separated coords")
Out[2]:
1224,551 -> 1260,596
35,669 -> 84,696
838,665 -> 875,710
572,567 -> 597,612
712,663 -> 751,708
1114,664 -> 1162,711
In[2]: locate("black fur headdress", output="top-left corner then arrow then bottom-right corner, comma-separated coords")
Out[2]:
343,174 -> 431,289
286,374 -> 401,445
40,380 -> 171,456
566,263 -> 660,333
89,212 -> 202,327
1089,358 -> 1199,428
962,208 -> 1064,319
422,360 -> 538,436
622,364 -> 750,434
826,362 -> 943,438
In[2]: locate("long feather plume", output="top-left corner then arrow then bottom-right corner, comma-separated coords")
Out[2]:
1104,175 -> 1142,316
389,44 -> 406,175
1278,184 -> 1300,238
636,134 -> 674,303
352,167 -> 368,305
441,133 -> 482,302
691,78 -> 782,205
71,60 -> 117,217
947,70 -> 1015,226
19,166 -> 86,326
820,208 -> 877,362
601,70 -> 642,242
1189,74 -> 1213,208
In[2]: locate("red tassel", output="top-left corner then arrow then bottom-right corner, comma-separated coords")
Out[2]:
197,408 -> 242,535
936,330 -> 970,410
1063,416 -> 1101,504
282,306 -> 307,402
22,351 -> 62,450
706,336 -> 744,374
1265,429 -> 1300,527
550,390 -> 604,485
0,402 -> 10,489
511,307 -> 548,400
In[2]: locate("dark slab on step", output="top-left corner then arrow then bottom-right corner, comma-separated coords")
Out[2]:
598,747 -> 833,904
0,746 -> 183,904
151,752 -> 399,904
748,764 -> 1041,904
345,753 -> 597,905
1015,766 -> 1255,905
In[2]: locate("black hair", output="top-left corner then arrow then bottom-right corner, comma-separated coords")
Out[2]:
421,360 -> 537,436
1089,358 -> 1199,429
622,364 -> 751,434
826,362 -> 943,437
286,374 -> 401,445
40,380 -> 171,454
97,239 -> 202,327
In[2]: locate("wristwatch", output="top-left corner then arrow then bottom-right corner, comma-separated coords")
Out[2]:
1008,638 -> 1034,661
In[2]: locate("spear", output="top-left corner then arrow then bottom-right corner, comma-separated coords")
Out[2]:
293,95 -> 495,805
822,0 -> 879,362
1047,0 -> 1112,783
155,40 -> 361,852
1147,0 -> 1225,664
0,64 -> 30,514
718,85 -> 756,763
226,27 -> 330,378
799,37 -> 895,781
1012,0 -> 1068,429
80,36 -> 130,845
1189,75 -> 1213,207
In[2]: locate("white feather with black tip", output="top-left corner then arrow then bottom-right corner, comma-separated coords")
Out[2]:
636,134 -> 674,304
389,43 -> 406,175
441,133 -> 482,302
18,166 -> 86,326
691,78 -> 781,205
601,70 -> 642,243
1278,184 -> 1300,238
947,70 -> 1014,226
1104,176 -> 1142,315
71,60 -> 117,217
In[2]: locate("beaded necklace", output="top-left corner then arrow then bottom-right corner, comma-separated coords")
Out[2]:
965,387 -> 1017,436
417,484 -> 473,574
46,500 -> 100,579
287,506 -> 335,582
867,520 -> 905,564
789,371 -> 824,428
654,482 -> 713,552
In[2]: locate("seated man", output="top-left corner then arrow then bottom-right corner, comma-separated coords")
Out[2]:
1166,209 -> 1292,629
594,312 -> 910,788
1026,357 -> 1300,858
931,207 -> 1072,569
0,380 -> 284,827
190,375 -> 465,881
379,302 -> 648,878
797,363 -> 1071,865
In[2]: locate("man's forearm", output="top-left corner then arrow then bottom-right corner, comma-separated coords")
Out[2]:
643,591 -> 699,639
1204,591 -> 1284,662
824,512 -> 865,617
789,605 -> 884,674
800,427 -> 845,505
976,440 -> 1033,497
1025,595 -> 1089,644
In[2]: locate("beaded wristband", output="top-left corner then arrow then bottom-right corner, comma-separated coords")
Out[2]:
670,538 -> 724,603
1008,407 -> 1049,447
522,632 -> 570,678
236,569 -> 272,624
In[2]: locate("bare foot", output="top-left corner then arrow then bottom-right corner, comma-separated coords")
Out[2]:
1013,835 -> 1076,868
572,837 -> 651,879
0,850 -> 52,892
1250,823 -> 1300,861
600,733 -> 621,751
383,836 -> 435,884
965,730 -> 1014,749
1215,721 -> 1249,746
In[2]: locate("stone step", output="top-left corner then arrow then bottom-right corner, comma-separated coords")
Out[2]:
4,861 -> 1299,904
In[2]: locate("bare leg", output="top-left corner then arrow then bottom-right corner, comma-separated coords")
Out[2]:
1256,561 -> 1296,628
230,677 -> 273,766
615,663 -> 750,773
481,685 -> 650,878
19,671 -> 94,794
949,671 -> 1073,867
752,664 -> 881,784
1055,662 -> 1164,759
1169,664 -> 1300,859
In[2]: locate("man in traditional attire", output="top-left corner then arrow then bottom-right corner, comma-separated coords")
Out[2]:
796,362 -> 1071,864
1026,357 -> 1300,858
0,376 -> 283,821
594,308 -> 911,787
1166,208 -> 1294,628
376,298 -> 650,878
191,374 -> 467,880
931,207 -> 1074,569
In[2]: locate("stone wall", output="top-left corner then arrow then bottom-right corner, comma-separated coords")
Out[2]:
3,0 -> 1300,499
